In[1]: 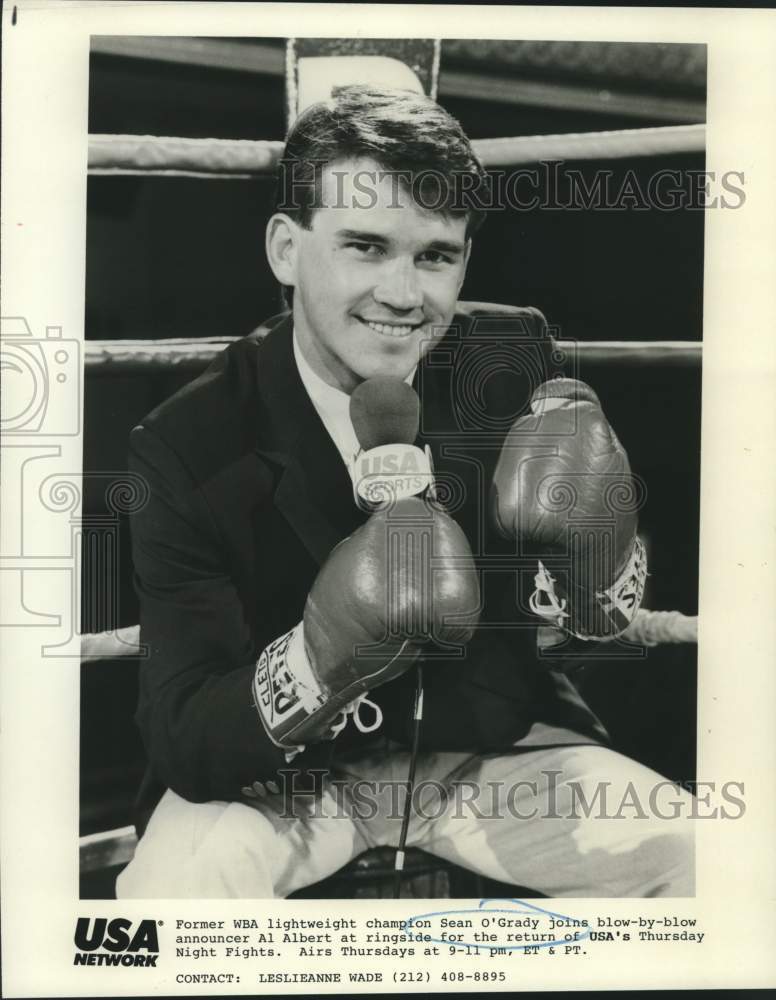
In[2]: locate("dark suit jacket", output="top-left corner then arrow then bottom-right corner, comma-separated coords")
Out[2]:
129,303 -> 608,813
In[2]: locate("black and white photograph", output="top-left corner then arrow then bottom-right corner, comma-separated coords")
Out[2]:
2,4 -> 775,996
79,34 -> 704,901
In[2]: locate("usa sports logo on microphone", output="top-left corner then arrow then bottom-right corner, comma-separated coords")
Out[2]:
351,442 -> 434,505
349,377 -> 435,507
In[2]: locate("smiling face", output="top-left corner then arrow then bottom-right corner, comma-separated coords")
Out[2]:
266,157 -> 471,393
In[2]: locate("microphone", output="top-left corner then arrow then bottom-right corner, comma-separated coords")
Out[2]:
350,376 -> 419,451
349,377 -> 435,507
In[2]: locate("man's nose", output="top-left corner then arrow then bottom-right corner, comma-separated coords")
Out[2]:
373,258 -> 423,311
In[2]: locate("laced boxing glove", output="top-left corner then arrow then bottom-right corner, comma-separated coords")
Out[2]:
490,378 -> 646,640
252,495 -> 480,751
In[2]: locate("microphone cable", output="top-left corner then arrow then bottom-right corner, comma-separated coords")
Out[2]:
393,663 -> 424,899
346,377 -> 432,897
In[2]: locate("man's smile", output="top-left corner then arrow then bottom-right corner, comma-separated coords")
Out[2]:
357,316 -> 424,338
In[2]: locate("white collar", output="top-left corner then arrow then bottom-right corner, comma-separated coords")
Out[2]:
293,330 -> 353,418
292,328 -> 417,472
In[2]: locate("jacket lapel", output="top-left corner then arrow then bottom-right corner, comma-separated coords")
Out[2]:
253,317 -> 367,566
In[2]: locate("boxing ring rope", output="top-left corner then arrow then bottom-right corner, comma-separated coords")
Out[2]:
474,124 -> 704,167
88,135 -> 283,179
88,123 -> 705,178
84,338 -> 701,374
80,604 -> 697,663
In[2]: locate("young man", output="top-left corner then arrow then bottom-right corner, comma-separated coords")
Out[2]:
118,86 -> 693,899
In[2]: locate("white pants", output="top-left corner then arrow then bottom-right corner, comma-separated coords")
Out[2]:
117,745 -> 694,899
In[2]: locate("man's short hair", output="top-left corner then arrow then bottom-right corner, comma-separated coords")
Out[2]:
275,84 -> 489,236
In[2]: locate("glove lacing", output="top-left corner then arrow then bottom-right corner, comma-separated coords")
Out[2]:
284,692 -> 384,761
329,693 -> 384,738
529,561 -> 571,628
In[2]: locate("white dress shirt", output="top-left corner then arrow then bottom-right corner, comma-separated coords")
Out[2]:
293,329 -> 417,476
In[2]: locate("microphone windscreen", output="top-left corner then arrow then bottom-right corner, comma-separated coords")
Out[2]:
350,377 -> 420,451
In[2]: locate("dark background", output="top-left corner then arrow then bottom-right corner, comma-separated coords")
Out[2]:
81,38 -> 704,839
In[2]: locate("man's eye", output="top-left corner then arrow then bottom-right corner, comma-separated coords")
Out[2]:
346,242 -> 384,256
419,250 -> 453,266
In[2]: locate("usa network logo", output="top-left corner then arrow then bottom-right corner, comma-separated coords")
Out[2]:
73,917 -> 160,967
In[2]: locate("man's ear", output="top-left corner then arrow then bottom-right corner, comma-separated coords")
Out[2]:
265,213 -> 300,287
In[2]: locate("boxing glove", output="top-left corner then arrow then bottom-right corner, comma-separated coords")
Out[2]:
490,378 -> 646,640
253,496 -> 480,750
